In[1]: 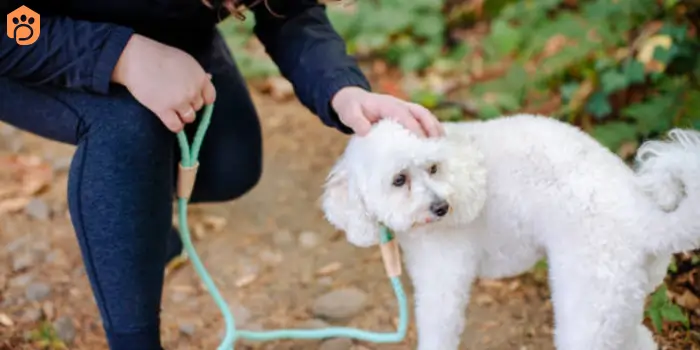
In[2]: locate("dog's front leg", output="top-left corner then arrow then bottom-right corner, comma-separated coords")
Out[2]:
403,236 -> 477,350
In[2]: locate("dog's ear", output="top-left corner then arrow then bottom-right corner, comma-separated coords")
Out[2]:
445,133 -> 488,223
321,158 -> 380,247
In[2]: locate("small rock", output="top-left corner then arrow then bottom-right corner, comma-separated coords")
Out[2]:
45,250 -> 68,267
230,305 -> 251,326
51,157 -> 72,172
318,277 -> 333,286
20,309 -> 42,323
12,251 -> 37,272
178,322 -> 196,336
170,291 -> 189,303
25,282 -> 51,301
312,288 -> 367,321
52,316 -> 76,344
299,231 -> 320,249
259,250 -> 283,265
5,236 -> 30,253
8,138 -> 23,153
319,338 -> 353,350
300,319 -> 330,329
273,230 -> 294,247
9,273 -> 34,288
25,198 -> 50,221
0,124 -> 17,137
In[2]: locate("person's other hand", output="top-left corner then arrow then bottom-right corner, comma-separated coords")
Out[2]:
111,34 -> 216,132
331,86 -> 444,138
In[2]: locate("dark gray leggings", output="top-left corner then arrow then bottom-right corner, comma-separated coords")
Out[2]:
0,35 -> 262,349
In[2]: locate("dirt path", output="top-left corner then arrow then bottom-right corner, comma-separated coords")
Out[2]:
2,90 -> 556,350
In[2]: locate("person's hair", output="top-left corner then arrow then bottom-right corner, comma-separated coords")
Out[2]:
201,0 -> 283,19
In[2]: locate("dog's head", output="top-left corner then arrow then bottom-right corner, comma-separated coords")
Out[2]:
321,120 -> 488,247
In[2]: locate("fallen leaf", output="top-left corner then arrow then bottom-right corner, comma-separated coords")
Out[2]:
202,215 -> 227,233
0,196 -> 31,214
636,34 -> 673,72
0,313 -> 14,327
316,262 -> 342,276
674,290 -> 700,310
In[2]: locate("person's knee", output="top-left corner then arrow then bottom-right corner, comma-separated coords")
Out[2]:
85,90 -> 172,152
191,151 -> 262,202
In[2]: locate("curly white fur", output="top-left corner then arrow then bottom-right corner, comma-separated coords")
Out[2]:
321,114 -> 700,350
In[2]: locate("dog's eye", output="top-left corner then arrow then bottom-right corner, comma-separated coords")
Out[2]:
393,174 -> 407,187
429,164 -> 438,175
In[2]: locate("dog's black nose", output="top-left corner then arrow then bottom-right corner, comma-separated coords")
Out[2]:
430,200 -> 449,217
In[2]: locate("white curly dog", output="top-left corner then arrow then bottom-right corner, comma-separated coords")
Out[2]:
321,114 -> 700,350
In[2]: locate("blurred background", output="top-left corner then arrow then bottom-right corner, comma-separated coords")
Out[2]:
1,0 -> 699,349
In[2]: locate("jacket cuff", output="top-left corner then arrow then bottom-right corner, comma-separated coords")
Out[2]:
91,26 -> 135,94
317,65 -> 372,135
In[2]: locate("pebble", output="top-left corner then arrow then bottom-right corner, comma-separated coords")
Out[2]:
51,157 -> 73,172
319,338 -> 353,350
25,198 -> 50,221
300,319 -> 330,329
20,308 -> 42,323
25,282 -> 51,301
230,304 -> 251,326
273,230 -> 295,247
178,322 -> 196,336
298,230 -> 320,249
5,236 -> 30,253
312,288 -> 368,321
53,316 -> 76,344
9,273 -> 34,288
11,251 -> 36,272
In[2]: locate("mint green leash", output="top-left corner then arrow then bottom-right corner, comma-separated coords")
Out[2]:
175,103 -> 410,349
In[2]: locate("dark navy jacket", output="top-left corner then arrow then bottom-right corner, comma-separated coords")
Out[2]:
0,0 -> 370,132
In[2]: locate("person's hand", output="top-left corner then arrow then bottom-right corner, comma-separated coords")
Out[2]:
111,34 -> 216,132
331,86 -> 444,138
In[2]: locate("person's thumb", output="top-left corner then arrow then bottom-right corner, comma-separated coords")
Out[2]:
340,108 -> 372,136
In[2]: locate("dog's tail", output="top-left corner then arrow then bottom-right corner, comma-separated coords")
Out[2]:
634,128 -> 700,254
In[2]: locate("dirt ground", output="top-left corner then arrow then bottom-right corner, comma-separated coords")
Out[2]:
0,87 -> 695,350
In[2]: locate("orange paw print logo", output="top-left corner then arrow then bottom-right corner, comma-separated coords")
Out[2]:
7,6 -> 40,45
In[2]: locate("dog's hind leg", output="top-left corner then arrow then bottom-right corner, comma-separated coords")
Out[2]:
546,250 -> 655,350
402,234 -> 477,350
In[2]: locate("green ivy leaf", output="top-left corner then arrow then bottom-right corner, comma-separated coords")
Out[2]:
600,69 -> 629,94
585,91 -> 612,120
413,13 -> 444,39
660,304 -> 689,328
399,51 -> 430,72
591,122 -> 637,151
650,284 -> 668,308
560,82 -> 580,103
622,95 -> 677,135
488,20 -> 523,57
622,60 -> 646,85
478,104 -> 502,120
647,308 -> 664,333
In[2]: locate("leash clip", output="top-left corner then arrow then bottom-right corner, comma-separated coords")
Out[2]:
177,162 -> 200,199
380,239 -> 402,277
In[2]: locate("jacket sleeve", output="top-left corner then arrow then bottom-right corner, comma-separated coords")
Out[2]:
252,0 -> 371,134
1,5 -> 134,94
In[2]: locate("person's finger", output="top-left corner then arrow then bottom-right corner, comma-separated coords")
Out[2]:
201,79 -> 217,105
389,106 -> 427,138
341,105 -> 373,136
191,94 -> 204,112
176,104 -> 196,124
158,110 -> 184,132
407,102 -> 443,137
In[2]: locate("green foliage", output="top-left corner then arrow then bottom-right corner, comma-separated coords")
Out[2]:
29,322 -> 67,350
645,284 -> 690,333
